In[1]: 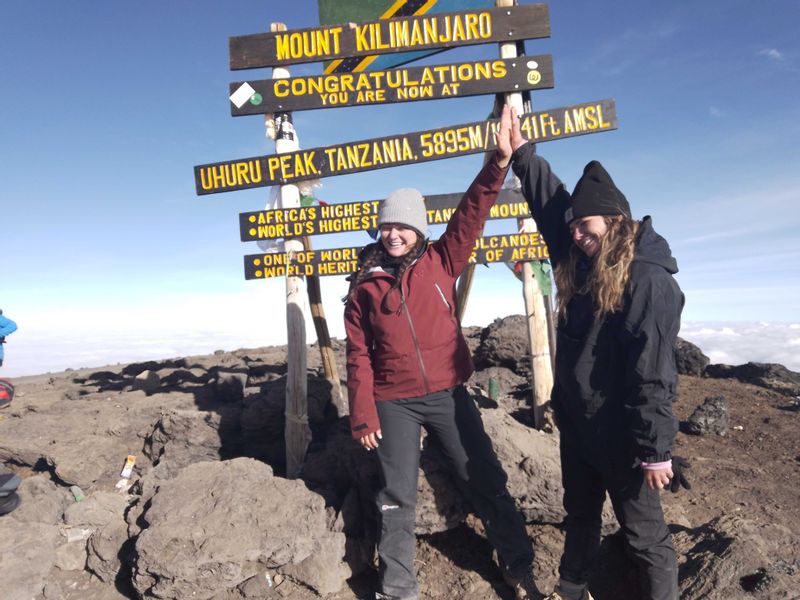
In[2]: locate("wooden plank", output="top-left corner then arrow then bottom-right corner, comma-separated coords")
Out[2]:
239,189 -> 528,241
195,99 -> 617,195
243,232 -> 550,280
229,4 -> 549,70
229,56 -> 553,115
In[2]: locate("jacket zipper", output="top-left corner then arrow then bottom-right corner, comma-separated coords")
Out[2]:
400,284 -> 431,394
433,283 -> 450,309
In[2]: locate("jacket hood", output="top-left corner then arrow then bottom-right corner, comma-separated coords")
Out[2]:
634,216 -> 678,274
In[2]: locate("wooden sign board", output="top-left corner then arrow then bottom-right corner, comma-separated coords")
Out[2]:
244,232 -> 549,279
229,4 -> 549,70
195,99 -> 617,195
230,56 -> 553,115
239,189 -> 527,241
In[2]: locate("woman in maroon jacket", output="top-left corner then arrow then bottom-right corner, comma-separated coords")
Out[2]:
344,106 -> 539,600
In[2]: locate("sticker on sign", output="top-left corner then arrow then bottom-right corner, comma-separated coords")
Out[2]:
230,82 -> 257,109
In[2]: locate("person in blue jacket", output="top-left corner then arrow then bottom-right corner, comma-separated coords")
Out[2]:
0,310 -> 17,368
501,108 -> 689,600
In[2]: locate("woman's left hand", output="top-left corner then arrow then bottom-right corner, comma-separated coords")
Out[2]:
644,466 -> 674,490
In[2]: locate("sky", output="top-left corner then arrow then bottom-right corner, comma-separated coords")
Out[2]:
2,0 -> 799,378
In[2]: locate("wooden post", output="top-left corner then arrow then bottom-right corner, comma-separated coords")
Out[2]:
521,86 -> 557,373
497,0 -> 552,429
301,234 -> 346,417
271,23 -> 310,479
545,288 -> 557,372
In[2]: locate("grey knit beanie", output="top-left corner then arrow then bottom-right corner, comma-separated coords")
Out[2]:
377,188 -> 429,238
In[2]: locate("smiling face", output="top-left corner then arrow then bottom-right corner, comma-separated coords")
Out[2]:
379,224 -> 419,257
569,215 -> 610,257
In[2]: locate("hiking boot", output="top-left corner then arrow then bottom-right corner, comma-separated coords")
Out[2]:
0,380 -> 13,409
0,492 -> 20,516
375,593 -> 418,600
504,570 -> 544,600
543,589 -> 594,600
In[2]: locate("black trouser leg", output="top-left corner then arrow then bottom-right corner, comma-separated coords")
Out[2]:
559,438 -> 678,600
375,398 -> 423,599
558,438 -> 606,586
607,468 -> 678,600
426,386 -> 533,578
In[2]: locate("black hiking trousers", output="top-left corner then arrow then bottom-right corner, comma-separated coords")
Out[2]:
374,385 -> 533,599
559,436 -> 678,600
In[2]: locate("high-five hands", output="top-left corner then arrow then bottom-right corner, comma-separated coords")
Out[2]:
495,105 -> 529,169
494,104 -> 514,168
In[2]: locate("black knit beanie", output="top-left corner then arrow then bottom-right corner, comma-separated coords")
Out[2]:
565,160 -> 631,223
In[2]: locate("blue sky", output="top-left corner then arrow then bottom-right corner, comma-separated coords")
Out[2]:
2,0 -> 799,377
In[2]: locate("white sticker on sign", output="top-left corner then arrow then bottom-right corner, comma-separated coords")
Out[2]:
230,82 -> 256,109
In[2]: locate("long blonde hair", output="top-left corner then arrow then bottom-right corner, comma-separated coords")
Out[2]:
554,217 -> 639,320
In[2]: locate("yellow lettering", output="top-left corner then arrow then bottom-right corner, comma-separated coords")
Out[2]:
401,138 -> 413,161
302,151 -> 317,175
423,18 -> 436,44
392,20 -> 408,47
585,106 -> 598,129
598,104 -> 612,129
355,24 -> 369,51
346,145 -> 360,168
330,27 -> 342,54
468,124 -> 482,148
452,15 -> 466,41
274,80 -> 289,97
359,143 -> 371,167
410,21 -> 424,45
479,13 -> 491,37
382,139 -> 397,163
236,162 -> 249,184
267,156 -> 282,180
563,111 -> 574,134
373,23 -> 389,49
275,35 -> 291,61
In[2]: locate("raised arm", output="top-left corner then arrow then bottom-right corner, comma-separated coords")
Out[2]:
432,105 -> 516,276
507,108 -> 573,267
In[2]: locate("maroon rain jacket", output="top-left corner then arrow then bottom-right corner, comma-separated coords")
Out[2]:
344,158 -> 508,439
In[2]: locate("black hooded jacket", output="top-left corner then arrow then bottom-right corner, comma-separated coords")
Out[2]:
512,144 -> 683,465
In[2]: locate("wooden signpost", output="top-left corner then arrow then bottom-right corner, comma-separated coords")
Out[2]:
196,99 -> 617,194
239,188 -> 528,241
230,55 -> 553,115
244,232 -> 549,280
229,4 -> 549,70
497,0 -> 552,428
193,0 -> 618,474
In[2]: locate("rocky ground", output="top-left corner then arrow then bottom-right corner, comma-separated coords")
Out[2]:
0,315 -> 798,600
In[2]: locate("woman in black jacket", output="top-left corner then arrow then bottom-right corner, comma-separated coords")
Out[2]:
503,107 -> 685,600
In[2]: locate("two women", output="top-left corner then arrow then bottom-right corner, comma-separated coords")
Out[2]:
344,105 -> 539,600
345,103 -> 685,600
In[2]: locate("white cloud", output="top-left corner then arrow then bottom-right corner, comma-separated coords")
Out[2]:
758,48 -> 783,61
1,272 -> 536,378
3,271 -> 799,378
680,321 -> 800,371
709,106 -> 724,118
